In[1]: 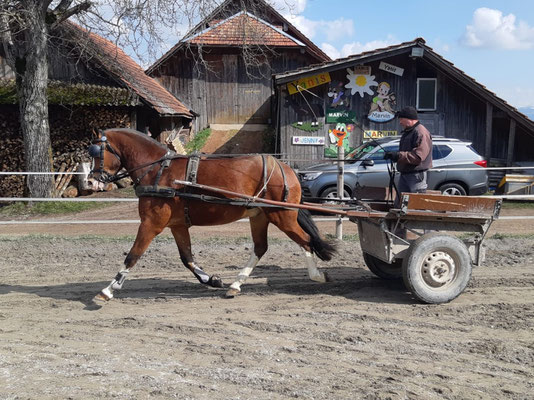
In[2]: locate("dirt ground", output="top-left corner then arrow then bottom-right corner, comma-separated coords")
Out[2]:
0,204 -> 533,399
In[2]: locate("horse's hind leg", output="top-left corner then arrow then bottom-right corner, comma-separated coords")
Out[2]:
226,212 -> 269,298
267,209 -> 334,283
95,220 -> 164,302
170,225 -> 223,288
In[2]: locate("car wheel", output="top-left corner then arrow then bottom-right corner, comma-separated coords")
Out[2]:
438,182 -> 466,196
320,187 -> 351,203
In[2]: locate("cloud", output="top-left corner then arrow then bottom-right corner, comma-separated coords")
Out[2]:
283,14 -> 354,42
461,7 -> 534,50
268,0 -> 307,14
324,36 -> 398,59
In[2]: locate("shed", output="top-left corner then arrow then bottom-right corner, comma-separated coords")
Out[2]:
146,0 -> 330,133
273,38 -> 534,173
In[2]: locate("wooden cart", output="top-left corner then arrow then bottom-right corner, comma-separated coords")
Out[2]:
346,192 -> 501,304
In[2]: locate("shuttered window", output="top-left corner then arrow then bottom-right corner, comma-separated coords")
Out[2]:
417,78 -> 437,111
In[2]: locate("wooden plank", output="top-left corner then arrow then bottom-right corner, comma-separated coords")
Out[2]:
403,193 -> 497,216
485,102 -> 493,159
507,119 -> 516,166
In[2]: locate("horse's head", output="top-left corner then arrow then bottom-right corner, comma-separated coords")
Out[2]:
88,131 -> 123,183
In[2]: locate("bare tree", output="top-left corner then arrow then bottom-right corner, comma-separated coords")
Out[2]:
0,0 -> 296,198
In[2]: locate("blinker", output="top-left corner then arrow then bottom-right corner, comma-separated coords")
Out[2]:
88,144 -> 101,158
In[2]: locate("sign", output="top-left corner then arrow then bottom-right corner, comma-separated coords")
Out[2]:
353,65 -> 371,75
331,129 -> 347,147
292,136 -> 326,145
363,130 -> 398,140
326,108 -> 357,123
287,72 -> 331,95
379,61 -> 404,76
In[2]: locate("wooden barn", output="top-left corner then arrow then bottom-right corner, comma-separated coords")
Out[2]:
273,38 -> 534,174
0,23 -> 194,196
146,0 -> 330,135
0,22 -> 194,145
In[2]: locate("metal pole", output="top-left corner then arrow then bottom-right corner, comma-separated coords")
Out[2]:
336,145 -> 345,239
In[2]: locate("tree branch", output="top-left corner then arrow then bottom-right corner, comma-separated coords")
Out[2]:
50,1 -> 92,30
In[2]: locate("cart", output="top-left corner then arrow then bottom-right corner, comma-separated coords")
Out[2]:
345,192 -> 501,304
175,180 -> 502,304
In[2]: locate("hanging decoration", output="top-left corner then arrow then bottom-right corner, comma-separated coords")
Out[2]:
345,67 -> 377,97
368,81 -> 396,123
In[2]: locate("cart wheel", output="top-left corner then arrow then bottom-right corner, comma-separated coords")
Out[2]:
402,233 -> 472,304
363,252 -> 403,280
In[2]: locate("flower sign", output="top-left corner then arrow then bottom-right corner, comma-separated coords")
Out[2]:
345,67 -> 377,97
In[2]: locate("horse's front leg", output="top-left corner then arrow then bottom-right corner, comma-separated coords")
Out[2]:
170,225 -> 223,288
94,220 -> 163,302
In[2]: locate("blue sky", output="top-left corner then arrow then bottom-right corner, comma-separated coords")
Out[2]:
269,0 -> 534,110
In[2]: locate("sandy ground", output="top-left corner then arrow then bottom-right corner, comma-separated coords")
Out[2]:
0,203 -> 533,399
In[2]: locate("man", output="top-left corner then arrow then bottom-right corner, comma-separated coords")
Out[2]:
384,106 -> 432,198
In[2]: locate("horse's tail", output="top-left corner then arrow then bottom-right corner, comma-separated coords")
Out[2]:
297,209 -> 337,261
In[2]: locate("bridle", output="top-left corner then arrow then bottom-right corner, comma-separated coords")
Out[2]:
88,135 -> 175,185
88,136 -> 125,183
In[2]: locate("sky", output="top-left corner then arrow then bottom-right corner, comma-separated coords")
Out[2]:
267,0 -> 534,110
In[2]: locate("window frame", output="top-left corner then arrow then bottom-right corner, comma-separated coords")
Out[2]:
416,78 -> 437,111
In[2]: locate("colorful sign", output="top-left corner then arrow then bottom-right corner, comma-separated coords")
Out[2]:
292,136 -> 326,145
326,108 -> 357,123
368,81 -> 396,122
379,61 -> 404,76
363,130 -> 398,140
345,67 -> 377,97
287,72 -> 331,95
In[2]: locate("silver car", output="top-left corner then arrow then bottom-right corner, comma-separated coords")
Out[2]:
298,136 -> 488,200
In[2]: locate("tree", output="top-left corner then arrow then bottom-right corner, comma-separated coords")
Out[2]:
0,0 -> 295,198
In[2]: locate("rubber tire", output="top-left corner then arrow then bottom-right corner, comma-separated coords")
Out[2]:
439,182 -> 467,196
402,232 -> 472,304
320,186 -> 351,203
363,252 -> 403,280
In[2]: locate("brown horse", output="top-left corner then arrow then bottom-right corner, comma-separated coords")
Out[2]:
88,128 -> 335,301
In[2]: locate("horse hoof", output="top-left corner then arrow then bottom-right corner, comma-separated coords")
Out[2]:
324,271 -> 332,282
209,275 -> 224,288
93,291 -> 112,303
225,288 -> 240,298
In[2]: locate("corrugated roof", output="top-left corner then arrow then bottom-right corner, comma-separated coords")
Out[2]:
185,11 -> 305,47
66,23 -> 193,118
274,37 -> 534,131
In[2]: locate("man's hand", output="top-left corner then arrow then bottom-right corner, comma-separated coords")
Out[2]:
384,151 -> 399,162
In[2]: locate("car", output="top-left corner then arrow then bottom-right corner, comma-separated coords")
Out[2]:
298,136 -> 488,201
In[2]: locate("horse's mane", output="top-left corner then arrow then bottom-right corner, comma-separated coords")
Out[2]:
104,128 -> 170,152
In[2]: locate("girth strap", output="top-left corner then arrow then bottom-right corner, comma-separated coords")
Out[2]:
183,153 -> 201,227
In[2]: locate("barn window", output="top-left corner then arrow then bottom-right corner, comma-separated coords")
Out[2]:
416,78 -> 437,111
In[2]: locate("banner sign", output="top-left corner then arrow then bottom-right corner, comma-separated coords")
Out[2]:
287,72 -> 331,95
292,136 -> 326,145
326,108 -> 357,123
363,130 -> 398,140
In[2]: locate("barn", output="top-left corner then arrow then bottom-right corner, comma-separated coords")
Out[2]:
146,0 -> 330,139
0,23 -> 194,196
273,38 -> 534,177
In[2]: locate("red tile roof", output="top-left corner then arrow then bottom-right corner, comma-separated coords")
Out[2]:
186,11 -> 304,47
67,23 -> 193,118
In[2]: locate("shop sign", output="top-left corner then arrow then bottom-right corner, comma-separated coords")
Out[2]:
292,136 -> 326,145
287,72 -> 331,95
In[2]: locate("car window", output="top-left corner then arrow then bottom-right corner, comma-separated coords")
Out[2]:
367,145 -> 398,161
346,142 -> 378,160
434,144 -> 451,160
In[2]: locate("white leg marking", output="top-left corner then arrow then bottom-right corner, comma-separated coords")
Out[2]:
304,250 -> 326,283
101,269 -> 130,299
229,251 -> 260,291
192,264 -> 210,283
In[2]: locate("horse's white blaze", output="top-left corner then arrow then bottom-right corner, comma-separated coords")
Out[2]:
304,250 -> 326,283
229,251 -> 260,291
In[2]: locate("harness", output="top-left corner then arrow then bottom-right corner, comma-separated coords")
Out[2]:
89,137 -> 290,224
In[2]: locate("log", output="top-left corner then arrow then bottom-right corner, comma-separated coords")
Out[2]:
62,185 -> 79,198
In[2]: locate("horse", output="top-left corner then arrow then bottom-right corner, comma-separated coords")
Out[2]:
88,128 -> 336,301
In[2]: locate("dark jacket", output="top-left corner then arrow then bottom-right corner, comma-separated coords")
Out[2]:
397,122 -> 432,173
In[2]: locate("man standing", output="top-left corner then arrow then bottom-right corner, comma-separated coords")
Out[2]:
384,106 -> 432,197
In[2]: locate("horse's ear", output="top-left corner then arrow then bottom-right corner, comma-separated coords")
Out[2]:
91,129 -> 103,139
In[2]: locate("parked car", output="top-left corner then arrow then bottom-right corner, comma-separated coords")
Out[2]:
298,136 -> 488,201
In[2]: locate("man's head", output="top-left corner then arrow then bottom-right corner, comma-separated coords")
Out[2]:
397,106 -> 418,129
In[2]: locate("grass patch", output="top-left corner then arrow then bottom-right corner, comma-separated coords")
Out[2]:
501,200 -> 534,209
0,201 -> 110,217
185,128 -> 211,154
